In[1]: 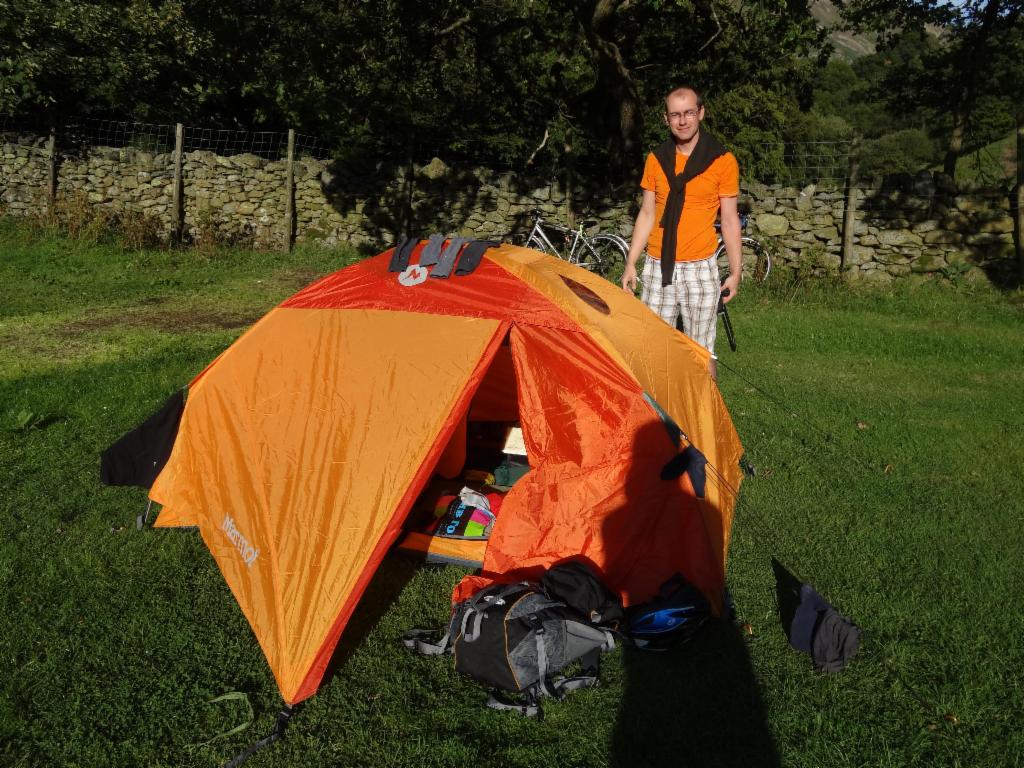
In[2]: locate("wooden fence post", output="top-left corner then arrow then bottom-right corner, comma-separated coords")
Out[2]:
172,123 -> 184,243
46,126 -> 57,207
1015,110 -> 1023,282
284,128 -> 295,252
401,142 -> 415,240
841,136 -> 861,273
564,128 -> 575,227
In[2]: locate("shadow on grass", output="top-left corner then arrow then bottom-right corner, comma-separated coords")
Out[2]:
320,554 -> 422,680
612,620 -> 779,768
605,419 -> 780,768
772,557 -> 803,642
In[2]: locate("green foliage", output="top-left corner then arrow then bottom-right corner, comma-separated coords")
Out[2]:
859,128 -> 939,177
777,242 -> 843,289
706,85 -> 794,185
25,191 -> 166,251
967,94 -> 1017,149
811,56 -> 901,140
810,30 -> 945,140
839,0 -> 1024,181
1,0 -> 830,181
812,59 -> 861,118
950,130 -> 1018,187
940,259 -> 973,287
0,0 -> 207,120
4,408 -> 58,432
778,109 -> 856,185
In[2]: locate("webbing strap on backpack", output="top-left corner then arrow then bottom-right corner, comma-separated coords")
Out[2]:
484,668 -> 601,719
547,644 -> 603,699
532,620 -> 549,694
485,692 -> 541,718
552,674 -> 600,694
465,581 -> 527,611
402,629 -> 451,656
462,604 -> 485,642
462,582 -> 527,642
403,582 -> 530,655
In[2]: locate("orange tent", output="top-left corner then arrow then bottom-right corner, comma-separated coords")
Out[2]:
129,239 -> 743,706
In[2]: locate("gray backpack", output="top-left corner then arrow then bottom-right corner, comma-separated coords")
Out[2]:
404,580 -> 617,717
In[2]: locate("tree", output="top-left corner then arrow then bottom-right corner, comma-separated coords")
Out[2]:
1,0 -> 831,183
0,0 -> 207,123
842,0 -> 1024,180
1017,107 -> 1023,280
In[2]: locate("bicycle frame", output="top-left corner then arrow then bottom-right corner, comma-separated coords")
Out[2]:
520,211 -> 629,280
526,216 -> 588,264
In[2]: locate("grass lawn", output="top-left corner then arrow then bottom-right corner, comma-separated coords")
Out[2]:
1,220 -> 1022,767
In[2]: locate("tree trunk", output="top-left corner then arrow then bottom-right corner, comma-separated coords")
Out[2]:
943,112 -> 967,179
575,0 -> 643,182
942,0 -> 1004,181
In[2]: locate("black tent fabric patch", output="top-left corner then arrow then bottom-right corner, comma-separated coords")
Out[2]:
100,389 -> 185,488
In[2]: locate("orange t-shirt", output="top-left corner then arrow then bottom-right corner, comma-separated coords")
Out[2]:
640,149 -> 739,261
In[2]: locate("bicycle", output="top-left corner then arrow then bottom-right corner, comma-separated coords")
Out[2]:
517,209 -> 629,281
714,213 -> 772,284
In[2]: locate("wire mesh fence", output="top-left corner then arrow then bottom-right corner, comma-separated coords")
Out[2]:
182,127 -> 331,160
758,141 -> 853,189
60,118 -> 175,154
0,117 -> 334,160
0,115 -> 1014,199
411,138 -> 861,193
294,133 -> 332,161
1,114 -> 1015,278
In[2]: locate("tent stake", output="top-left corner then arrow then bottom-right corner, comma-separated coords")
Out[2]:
136,499 -> 154,531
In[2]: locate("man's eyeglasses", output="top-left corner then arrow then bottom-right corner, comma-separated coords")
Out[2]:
667,109 -> 700,122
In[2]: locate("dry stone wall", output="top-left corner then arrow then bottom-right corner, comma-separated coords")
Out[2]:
2,135 -> 1015,285
744,177 -> 1015,285
0,136 -> 51,214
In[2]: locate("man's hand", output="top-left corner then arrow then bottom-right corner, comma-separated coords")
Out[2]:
721,273 -> 740,303
624,190 -> 655,294
621,264 -> 639,293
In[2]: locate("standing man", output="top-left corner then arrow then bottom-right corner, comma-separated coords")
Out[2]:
622,85 -> 741,378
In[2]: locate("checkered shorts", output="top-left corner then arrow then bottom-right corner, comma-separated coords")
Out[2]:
640,254 -> 720,353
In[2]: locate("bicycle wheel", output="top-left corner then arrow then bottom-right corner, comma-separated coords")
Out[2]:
744,237 -> 772,283
717,238 -> 772,284
578,234 -> 628,282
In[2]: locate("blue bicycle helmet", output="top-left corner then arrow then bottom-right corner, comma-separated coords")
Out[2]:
626,576 -> 710,650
